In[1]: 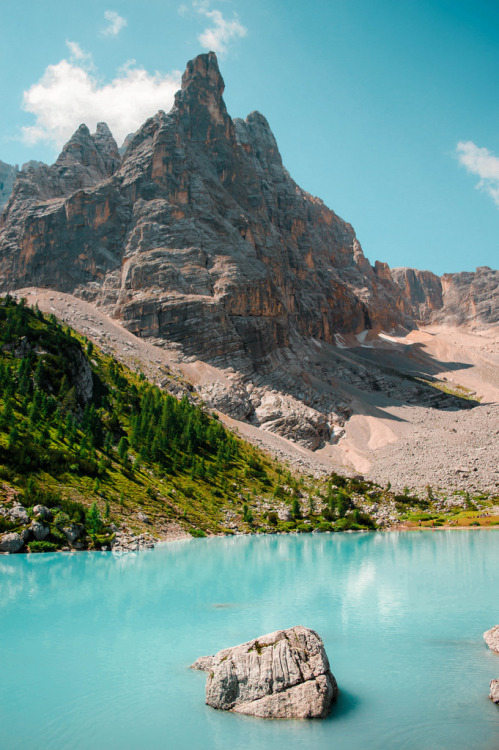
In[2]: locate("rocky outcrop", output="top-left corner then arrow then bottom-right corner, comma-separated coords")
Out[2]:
8,503 -> 29,525
0,52 -> 495,451
0,161 -> 18,210
437,267 -> 499,326
490,679 -> 499,704
33,504 -> 52,521
191,626 -> 337,719
30,520 -> 50,540
391,266 -> 498,326
0,532 -> 24,552
484,625 -> 499,654
390,267 -> 443,323
111,530 -> 155,553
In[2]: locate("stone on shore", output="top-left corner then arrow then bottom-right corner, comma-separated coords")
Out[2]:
30,520 -> 49,540
484,625 -> 499,654
191,626 -> 337,719
8,504 -> 29,525
33,505 -> 52,522
0,532 -> 24,552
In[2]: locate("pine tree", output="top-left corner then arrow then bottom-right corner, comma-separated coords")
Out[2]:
118,437 -> 128,463
86,501 -> 102,537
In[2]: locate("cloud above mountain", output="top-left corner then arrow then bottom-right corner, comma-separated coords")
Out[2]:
457,140 -> 499,207
21,44 -> 180,149
197,8 -> 247,56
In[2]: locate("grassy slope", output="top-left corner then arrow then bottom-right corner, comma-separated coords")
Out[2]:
0,297 -> 496,552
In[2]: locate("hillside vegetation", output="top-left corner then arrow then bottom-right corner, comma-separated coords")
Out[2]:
0,297 -> 382,551
0,298 -> 496,553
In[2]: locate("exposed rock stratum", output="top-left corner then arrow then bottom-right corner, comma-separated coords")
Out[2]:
191,626 -> 338,719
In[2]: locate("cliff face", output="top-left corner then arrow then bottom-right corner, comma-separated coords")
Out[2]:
0,161 -> 18,210
0,52 -> 413,374
391,266 -> 498,326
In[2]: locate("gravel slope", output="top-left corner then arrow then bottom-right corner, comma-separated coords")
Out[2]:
15,288 -> 499,495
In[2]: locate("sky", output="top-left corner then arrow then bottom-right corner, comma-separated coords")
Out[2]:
1,0 -> 498,275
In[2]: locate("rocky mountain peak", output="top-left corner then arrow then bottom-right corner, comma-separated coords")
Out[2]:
56,124 -> 93,165
92,122 -> 121,175
179,50 -> 224,98
56,122 -> 120,178
174,51 -> 232,144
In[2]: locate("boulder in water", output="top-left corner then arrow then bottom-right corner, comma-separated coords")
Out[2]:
484,625 -> 499,654
191,626 -> 337,719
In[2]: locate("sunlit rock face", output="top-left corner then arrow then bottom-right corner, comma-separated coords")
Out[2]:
0,52 -> 412,371
391,265 -> 498,326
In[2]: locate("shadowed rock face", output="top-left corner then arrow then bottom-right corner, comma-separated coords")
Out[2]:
191,626 -> 338,719
0,161 -> 19,211
0,52 -> 413,373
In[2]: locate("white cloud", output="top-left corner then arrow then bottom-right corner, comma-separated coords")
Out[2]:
103,10 -> 127,37
197,8 -> 247,56
21,50 -> 181,149
456,140 -> 499,207
66,41 -> 90,62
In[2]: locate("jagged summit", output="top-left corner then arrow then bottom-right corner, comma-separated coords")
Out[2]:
179,50 -> 225,96
55,121 -> 121,177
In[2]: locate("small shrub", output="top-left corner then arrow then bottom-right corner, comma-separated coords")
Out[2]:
189,528 -> 206,538
296,523 -> 311,533
266,511 -> 278,526
0,516 -> 17,533
28,540 -> 58,553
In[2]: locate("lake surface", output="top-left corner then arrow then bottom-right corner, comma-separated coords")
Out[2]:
1,531 -> 498,750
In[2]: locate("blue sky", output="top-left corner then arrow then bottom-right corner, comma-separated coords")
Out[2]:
1,0 -> 498,275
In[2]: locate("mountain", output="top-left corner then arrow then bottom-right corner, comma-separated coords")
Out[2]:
0,52 -> 497,459
0,53 -> 412,351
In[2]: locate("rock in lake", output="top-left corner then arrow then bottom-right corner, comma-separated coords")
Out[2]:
191,626 -> 337,719
484,625 -> 499,654
490,680 -> 499,704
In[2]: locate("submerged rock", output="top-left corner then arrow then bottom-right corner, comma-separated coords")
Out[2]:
191,626 -> 337,719
484,625 -> 499,654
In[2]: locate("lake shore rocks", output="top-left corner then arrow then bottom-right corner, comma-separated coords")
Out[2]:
484,625 -> 499,654
191,626 -> 337,719
490,680 -> 499,704
0,532 -> 24,552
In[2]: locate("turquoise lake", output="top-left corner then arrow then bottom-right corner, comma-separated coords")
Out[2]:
1,531 -> 498,749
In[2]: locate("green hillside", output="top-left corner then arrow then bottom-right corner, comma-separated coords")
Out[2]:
0,296 -> 382,552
